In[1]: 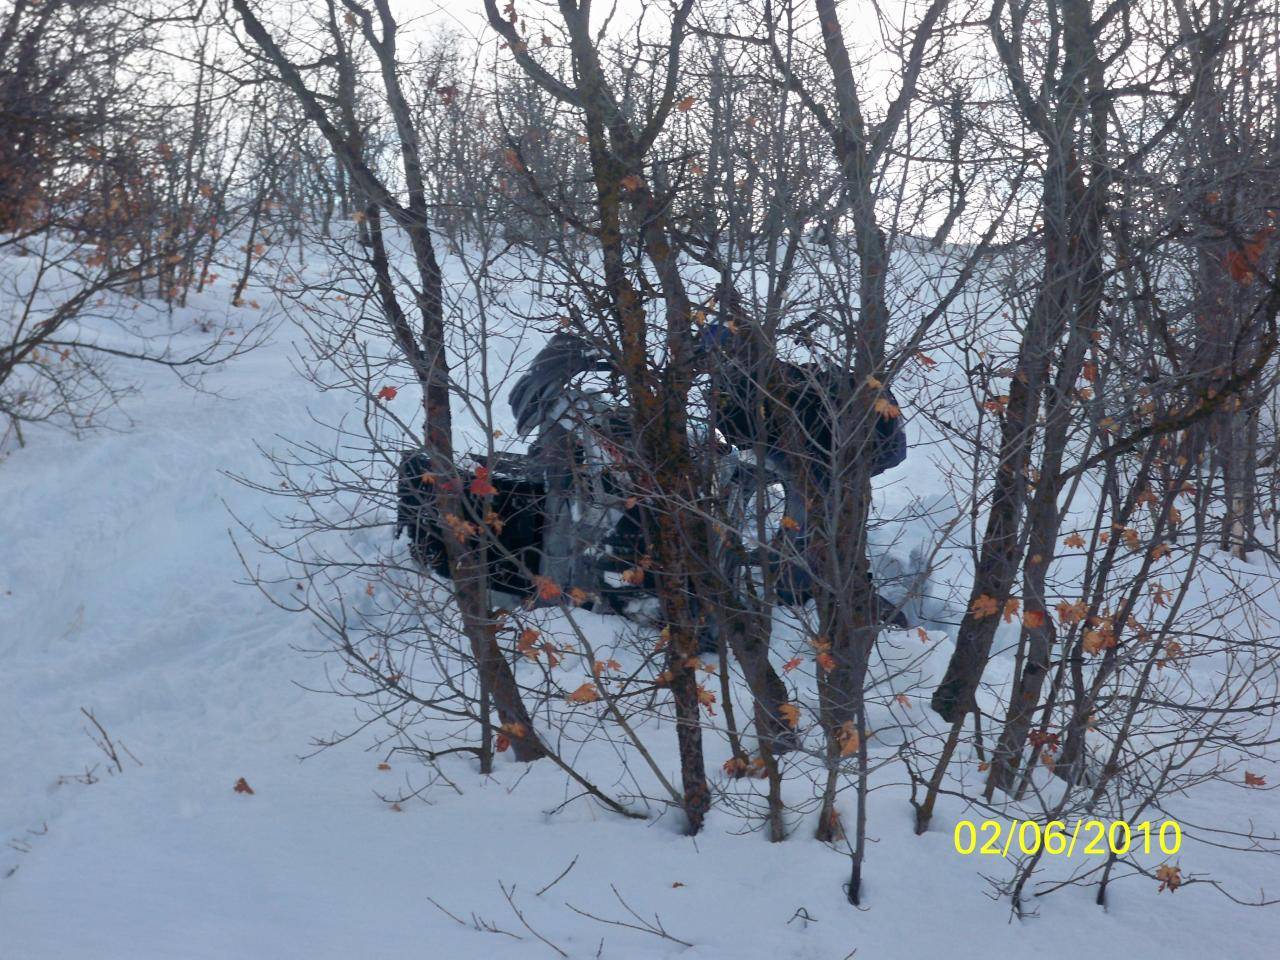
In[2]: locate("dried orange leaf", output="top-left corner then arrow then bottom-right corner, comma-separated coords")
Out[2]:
533,576 -> 562,601
873,396 -> 901,419
566,682 -> 600,704
838,720 -> 861,757
970,594 -> 999,619
1155,863 -> 1182,893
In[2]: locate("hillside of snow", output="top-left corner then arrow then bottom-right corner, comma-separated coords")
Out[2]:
2,250 -> 1278,960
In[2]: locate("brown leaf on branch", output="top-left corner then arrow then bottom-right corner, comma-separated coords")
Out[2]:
873,396 -> 901,418
533,576 -> 562,601
442,513 -> 478,543
723,756 -> 748,778
1083,626 -> 1116,655
970,594 -> 999,619
778,703 -> 800,729
1056,600 -> 1089,624
696,684 -> 717,715
517,628 -> 541,659
566,683 -> 599,704
469,466 -> 498,497
838,720 -> 861,757
1155,864 -> 1182,893
1223,228 -> 1274,285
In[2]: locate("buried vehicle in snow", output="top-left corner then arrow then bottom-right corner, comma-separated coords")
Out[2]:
395,332 -> 921,622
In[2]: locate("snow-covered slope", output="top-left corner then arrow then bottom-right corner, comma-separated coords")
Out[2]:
2,264 -> 1277,959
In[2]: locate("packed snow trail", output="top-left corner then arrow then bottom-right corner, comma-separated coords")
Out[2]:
1,301 -> 1277,958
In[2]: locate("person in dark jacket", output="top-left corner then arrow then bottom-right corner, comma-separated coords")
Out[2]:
712,351 -> 906,481
700,318 -> 906,482
699,315 -> 908,618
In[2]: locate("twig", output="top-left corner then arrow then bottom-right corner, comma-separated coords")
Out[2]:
426,896 -> 467,926
80,707 -> 134,774
500,882 -> 568,958
536,855 -> 579,897
787,906 -> 819,927
565,884 -> 694,948
470,912 -> 522,940
428,894 -> 523,941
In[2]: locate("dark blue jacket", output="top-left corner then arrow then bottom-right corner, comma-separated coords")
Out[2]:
715,361 -> 906,477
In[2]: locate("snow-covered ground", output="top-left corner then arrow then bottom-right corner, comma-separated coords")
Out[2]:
3,262 -> 1278,959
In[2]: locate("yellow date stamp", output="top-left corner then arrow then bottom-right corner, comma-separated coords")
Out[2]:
954,819 -> 1182,858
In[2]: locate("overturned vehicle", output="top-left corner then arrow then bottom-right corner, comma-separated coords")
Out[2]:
395,331 -> 919,622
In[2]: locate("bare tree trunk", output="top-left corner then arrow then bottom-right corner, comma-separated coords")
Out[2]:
797,0 -> 951,901
985,0 -> 1111,791
484,0 -> 713,829
233,0 -> 545,762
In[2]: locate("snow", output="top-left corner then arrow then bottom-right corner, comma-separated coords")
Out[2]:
2,254 -> 1278,958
